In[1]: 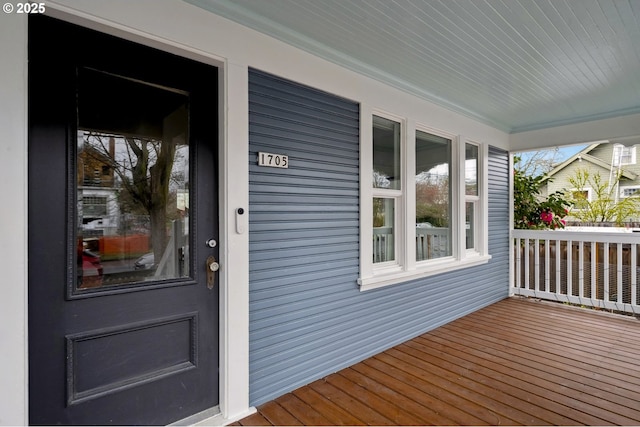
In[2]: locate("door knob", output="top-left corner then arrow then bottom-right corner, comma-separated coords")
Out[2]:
206,256 -> 219,289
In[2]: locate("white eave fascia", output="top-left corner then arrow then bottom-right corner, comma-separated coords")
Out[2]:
542,142 -> 605,181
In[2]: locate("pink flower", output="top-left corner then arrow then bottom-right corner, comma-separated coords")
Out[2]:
540,211 -> 554,223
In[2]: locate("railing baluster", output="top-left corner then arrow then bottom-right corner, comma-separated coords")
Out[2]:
578,240 -> 584,299
555,239 -> 561,293
524,238 -> 530,290
604,242 -> 610,303
567,240 -> 572,296
617,243 -> 623,304
544,238 -> 550,292
632,244 -> 637,307
591,242 -> 596,301
515,238 -> 522,289
534,239 -> 540,292
373,236 -> 378,263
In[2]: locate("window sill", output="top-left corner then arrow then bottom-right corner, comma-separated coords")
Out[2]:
358,254 -> 492,292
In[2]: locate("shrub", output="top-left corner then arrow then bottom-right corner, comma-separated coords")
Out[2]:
514,157 -> 570,230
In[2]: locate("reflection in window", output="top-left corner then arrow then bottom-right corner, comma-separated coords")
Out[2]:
465,143 -> 478,196
416,130 -> 451,261
466,202 -> 475,250
465,143 -> 479,252
373,115 -> 401,189
373,198 -> 395,263
76,67 -> 190,290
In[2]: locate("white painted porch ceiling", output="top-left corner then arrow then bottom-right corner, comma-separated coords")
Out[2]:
189,0 -> 640,134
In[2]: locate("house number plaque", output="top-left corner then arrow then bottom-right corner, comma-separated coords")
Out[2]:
257,152 -> 288,169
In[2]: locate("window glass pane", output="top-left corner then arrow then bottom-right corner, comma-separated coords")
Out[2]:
570,190 -> 589,209
465,143 -> 478,196
466,202 -> 475,250
613,144 -> 634,166
373,115 -> 401,190
415,130 -> 452,261
76,68 -> 190,290
373,197 -> 395,263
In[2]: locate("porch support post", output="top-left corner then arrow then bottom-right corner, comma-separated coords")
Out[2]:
219,61 -> 253,421
508,153 -> 515,295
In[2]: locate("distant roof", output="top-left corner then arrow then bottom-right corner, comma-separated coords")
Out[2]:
544,142 -> 637,181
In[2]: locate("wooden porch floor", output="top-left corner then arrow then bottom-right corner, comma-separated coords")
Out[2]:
234,297 -> 640,426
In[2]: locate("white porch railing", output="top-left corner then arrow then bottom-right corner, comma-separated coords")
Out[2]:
512,229 -> 640,314
416,227 -> 449,261
373,227 -> 449,263
373,227 -> 394,263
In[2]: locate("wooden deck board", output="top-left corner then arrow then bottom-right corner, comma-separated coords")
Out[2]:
407,336 -> 610,426
238,297 -> 640,426
275,393 -> 334,426
442,317 -> 640,403
395,342 -> 581,426
292,385 -> 366,425
339,366 -> 458,426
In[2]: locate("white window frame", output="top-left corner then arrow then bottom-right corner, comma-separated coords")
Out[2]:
464,141 -> 481,255
370,111 -> 405,274
412,124 -> 457,267
358,105 -> 490,291
620,186 -> 640,198
613,144 -> 636,166
569,187 -> 592,210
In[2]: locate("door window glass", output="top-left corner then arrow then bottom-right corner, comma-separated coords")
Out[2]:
76,68 -> 190,290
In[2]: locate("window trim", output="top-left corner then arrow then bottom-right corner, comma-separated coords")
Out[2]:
413,124 -> 457,266
371,111 -> 406,268
358,106 -> 490,291
620,185 -> 640,198
569,187 -> 592,210
613,144 -> 636,166
464,141 -> 483,254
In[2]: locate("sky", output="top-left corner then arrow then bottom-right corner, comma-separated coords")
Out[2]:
556,144 -> 588,159
516,144 -> 588,168
516,144 -> 587,160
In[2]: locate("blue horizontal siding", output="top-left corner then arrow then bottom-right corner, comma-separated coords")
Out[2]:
248,69 -> 511,406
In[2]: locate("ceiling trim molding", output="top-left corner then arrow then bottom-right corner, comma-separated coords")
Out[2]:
510,105 -> 640,134
510,112 -> 640,152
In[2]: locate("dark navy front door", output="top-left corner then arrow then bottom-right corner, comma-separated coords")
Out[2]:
28,15 -> 219,425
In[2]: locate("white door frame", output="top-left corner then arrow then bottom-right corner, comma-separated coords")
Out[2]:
19,2 -> 253,424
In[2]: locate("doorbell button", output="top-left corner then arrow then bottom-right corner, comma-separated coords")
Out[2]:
236,207 -> 246,234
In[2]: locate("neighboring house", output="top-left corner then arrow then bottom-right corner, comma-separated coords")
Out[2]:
77,140 -> 120,237
3,2 -> 640,426
543,142 -> 640,221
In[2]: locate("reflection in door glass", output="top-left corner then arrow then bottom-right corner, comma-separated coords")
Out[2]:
76,69 -> 190,289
